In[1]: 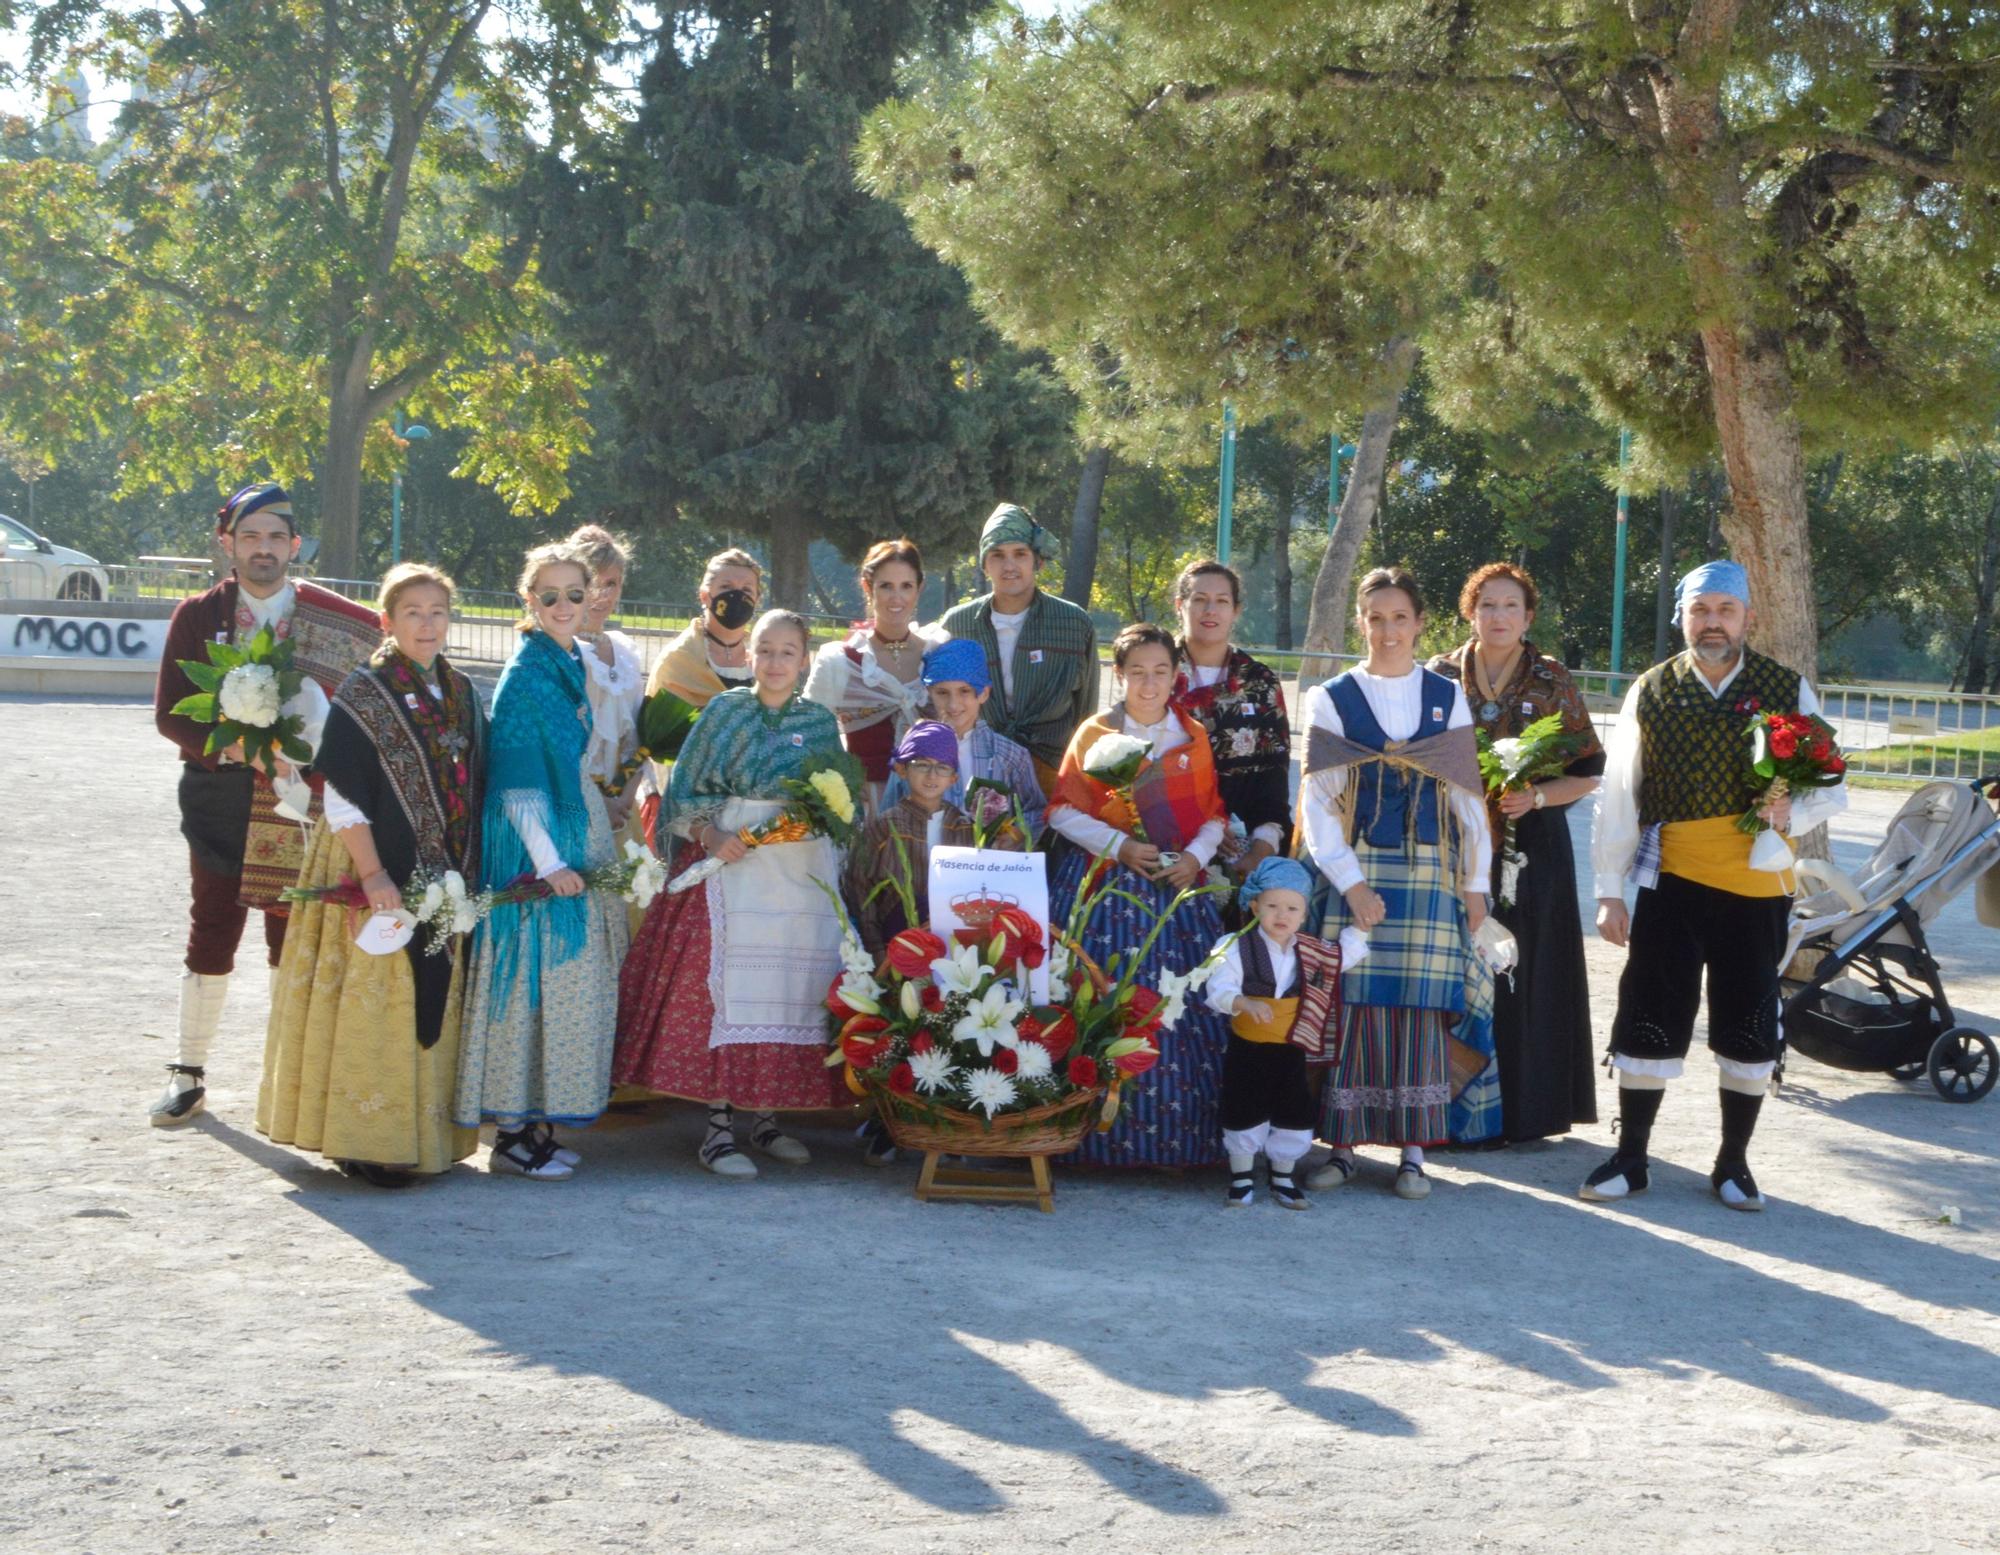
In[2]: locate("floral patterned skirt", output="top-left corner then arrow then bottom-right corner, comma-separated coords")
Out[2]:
256,823 -> 476,1173
613,838 -> 851,1111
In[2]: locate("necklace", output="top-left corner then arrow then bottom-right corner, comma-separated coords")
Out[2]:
872,624 -> 912,665
1471,644 -> 1523,724
704,624 -> 746,661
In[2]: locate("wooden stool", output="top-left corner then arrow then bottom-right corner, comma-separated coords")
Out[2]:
913,1151 -> 1056,1213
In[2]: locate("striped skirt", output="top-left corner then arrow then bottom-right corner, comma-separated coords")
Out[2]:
1050,851 -> 1229,1169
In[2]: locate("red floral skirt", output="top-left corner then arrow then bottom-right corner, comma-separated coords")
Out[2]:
614,840 -> 851,1111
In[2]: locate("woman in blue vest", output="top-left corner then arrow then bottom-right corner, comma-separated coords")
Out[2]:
1298,566 -> 1493,1200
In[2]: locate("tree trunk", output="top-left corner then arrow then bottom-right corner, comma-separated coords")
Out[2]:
1653,483 -> 1682,664
1653,61 -> 1820,687
1062,444 -> 1110,609
1299,337 -> 1415,682
1963,461 -> 2000,692
767,510 -> 812,611
1276,485 -> 1303,650
318,372 -> 370,580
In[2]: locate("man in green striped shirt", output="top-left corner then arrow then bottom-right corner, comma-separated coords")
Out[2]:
939,504 -> 1099,794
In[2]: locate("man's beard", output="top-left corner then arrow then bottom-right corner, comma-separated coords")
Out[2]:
1692,631 -> 1742,666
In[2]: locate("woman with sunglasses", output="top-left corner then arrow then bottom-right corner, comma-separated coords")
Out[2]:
456,542 -> 632,1180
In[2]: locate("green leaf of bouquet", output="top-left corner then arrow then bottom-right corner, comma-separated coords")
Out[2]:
203,724 -> 233,755
181,659 -> 228,692
169,692 -> 219,720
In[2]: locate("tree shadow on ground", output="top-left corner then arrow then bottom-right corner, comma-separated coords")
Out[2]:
199,1105 -> 2000,1517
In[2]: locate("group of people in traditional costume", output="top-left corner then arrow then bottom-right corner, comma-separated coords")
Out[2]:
151,483 -> 1841,1214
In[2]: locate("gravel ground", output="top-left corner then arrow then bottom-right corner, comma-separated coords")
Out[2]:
3,693 -> 1997,1555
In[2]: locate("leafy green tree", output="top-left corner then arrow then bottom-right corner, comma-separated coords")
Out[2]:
531,2 -> 1076,609
0,1 -> 615,578
864,2 -> 2000,681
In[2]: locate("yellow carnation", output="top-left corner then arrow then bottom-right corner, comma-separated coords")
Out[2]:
809,768 -> 855,823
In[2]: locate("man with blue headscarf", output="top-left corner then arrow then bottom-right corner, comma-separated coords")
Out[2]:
1585,559 -> 1847,1211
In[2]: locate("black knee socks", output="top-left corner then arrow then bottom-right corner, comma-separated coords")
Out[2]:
1616,1085 -> 1665,1161
1717,1088 -> 1763,1166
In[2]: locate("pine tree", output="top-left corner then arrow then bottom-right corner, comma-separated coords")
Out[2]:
535,3 -> 1073,607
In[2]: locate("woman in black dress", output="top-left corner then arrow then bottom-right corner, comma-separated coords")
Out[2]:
1430,562 -> 1605,1143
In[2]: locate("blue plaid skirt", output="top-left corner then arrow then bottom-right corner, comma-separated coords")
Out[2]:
1309,830 -> 1499,1144
1050,851 -> 1230,1168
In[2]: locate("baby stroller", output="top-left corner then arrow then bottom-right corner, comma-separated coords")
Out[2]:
1779,776 -> 2000,1103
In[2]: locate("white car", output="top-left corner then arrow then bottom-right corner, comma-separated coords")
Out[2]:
0,512 -> 111,601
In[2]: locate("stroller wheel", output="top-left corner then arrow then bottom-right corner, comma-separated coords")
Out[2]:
1927,1027 -> 1999,1104
1889,1059 -> 1928,1083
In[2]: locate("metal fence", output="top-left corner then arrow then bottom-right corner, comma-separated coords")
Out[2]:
92,563 -> 2000,785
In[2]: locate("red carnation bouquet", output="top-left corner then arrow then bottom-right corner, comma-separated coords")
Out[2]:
1737,707 -> 1846,870
815,851 -> 1231,1130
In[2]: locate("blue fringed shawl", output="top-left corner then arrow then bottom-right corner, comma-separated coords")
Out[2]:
662,687 -> 842,837
479,630 -> 594,1007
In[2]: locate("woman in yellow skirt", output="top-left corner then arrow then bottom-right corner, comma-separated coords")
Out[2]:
257,563 -> 486,1186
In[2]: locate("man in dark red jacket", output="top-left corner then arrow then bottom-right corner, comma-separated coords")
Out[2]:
150,484 -> 380,1126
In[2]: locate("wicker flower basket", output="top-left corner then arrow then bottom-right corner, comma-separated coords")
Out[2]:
869,1082 -> 1107,1158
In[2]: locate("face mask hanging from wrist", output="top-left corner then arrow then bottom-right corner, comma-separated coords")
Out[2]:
709,589 -> 757,631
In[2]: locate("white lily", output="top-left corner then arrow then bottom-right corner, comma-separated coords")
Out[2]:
951,981 -> 1024,1057
899,980 -> 923,1020
837,969 -> 884,1014
928,943 -> 992,998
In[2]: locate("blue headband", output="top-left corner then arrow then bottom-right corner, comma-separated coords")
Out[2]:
216,482 -> 293,535
1677,559 -> 1749,614
922,637 -> 991,693
1239,856 -> 1314,915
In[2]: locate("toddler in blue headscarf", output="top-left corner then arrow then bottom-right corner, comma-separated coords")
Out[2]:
1203,856 -> 1369,1209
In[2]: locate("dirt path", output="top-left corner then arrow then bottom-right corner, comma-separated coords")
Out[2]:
3,694 -> 1996,1554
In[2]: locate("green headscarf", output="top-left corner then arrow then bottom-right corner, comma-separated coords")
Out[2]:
978,502 -> 1055,560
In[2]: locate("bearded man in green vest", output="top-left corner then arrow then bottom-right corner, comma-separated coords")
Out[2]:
1583,560 -> 1847,1211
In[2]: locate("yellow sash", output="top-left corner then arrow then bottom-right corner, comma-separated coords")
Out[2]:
1232,995 -> 1301,1046
1660,815 -> 1791,898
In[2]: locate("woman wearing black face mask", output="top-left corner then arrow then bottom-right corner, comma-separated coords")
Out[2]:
639,550 -> 765,846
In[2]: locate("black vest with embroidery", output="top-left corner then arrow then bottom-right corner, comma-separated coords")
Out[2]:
1635,649 -> 1801,825
1240,930 -> 1306,1000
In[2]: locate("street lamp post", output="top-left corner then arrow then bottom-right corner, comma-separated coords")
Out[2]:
1611,427 -> 1632,673
390,414 -> 431,566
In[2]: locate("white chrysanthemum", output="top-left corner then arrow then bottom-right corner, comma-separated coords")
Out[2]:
961,1066 -> 1019,1118
951,981 -> 1024,1057
627,855 -> 668,910
908,1049 -> 959,1095
218,663 -> 283,727
929,943 -> 992,997
1083,731 -> 1152,779
443,870 -> 469,900
808,769 -> 856,823
1013,1040 -> 1053,1080
418,880 -> 447,921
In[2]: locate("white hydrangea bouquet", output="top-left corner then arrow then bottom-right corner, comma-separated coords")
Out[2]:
170,624 -> 314,772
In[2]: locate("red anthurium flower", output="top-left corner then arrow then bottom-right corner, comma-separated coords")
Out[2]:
1066,1055 -> 1100,1087
885,928 -> 947,981
990,906 -> 1047,969
1023,1008 -> 1076,1060
1113,1040 -> 1160,1076
825,972 -> 850,1016
841,1031 -> 891,1069
992,1047 -> 1020,1075
1123,985 -> 1165,1037
887,1061 -> 917,1094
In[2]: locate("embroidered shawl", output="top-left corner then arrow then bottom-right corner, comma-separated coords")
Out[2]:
663,687 -> 845,839
803,624 -> 948,782
1172,646 -> 1293,841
